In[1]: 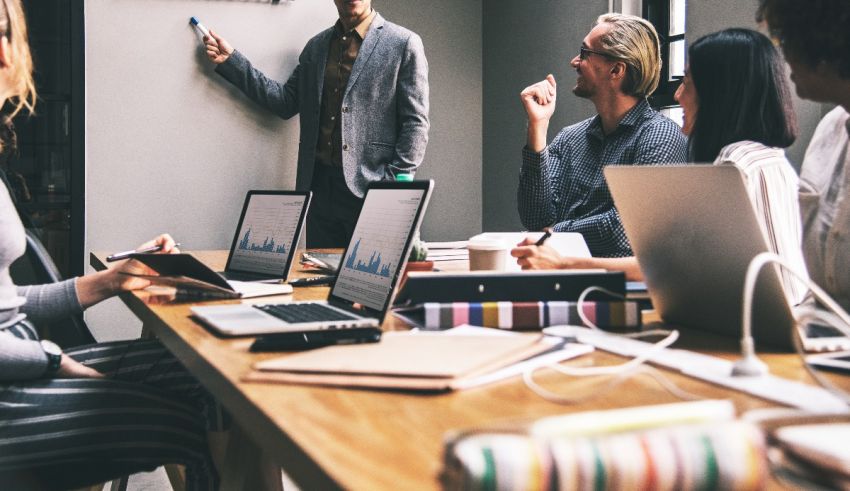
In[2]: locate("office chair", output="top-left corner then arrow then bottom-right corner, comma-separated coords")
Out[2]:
8,230 -> 136,491
9,228 -> 97,348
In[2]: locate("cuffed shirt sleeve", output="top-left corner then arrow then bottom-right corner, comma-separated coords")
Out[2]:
17,278 -> 83,324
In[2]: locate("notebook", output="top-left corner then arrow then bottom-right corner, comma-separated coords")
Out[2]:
605,165 -> 798,350
220,190 -> 311,282
245,330 -> 582,392
190,180 -> 434,336
127,253 -> 293,299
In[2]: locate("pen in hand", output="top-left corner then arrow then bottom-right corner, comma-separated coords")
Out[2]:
534,227 -> 553,247
106,243 -> 181,262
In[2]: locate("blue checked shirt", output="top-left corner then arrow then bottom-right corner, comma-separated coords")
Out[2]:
518,99 -> 688,257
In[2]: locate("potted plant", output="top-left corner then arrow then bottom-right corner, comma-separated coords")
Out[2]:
402,238 -> 434,285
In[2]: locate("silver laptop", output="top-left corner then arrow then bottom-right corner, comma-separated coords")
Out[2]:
220,190 -> 311,283
605,165 -> 796,350
191,180 -> 434,336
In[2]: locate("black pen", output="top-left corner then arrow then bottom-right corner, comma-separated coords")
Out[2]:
534,228 -> 553,246
106,242 -> 181,262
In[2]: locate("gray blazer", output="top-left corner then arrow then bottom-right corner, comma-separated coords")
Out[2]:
216,13 -> 429,197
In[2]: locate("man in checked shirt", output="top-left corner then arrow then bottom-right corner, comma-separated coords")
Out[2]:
518,13 -> 687,258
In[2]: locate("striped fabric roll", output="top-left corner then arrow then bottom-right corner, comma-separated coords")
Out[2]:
442,421 -> 767,491
422,301 -> 641,330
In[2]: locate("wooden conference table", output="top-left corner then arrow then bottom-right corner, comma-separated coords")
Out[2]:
91,250 -> 845,490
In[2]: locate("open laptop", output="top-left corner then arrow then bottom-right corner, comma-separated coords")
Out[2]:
219,190 -> 311,282
605,165 -> 797,350
191,180 -> 434,336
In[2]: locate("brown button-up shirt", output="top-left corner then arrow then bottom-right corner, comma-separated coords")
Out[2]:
315,11 -> 376,168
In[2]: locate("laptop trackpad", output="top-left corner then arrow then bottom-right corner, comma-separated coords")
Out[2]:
196,305 -> 283,328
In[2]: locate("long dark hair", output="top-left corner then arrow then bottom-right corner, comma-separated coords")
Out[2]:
687,28 -> 797,162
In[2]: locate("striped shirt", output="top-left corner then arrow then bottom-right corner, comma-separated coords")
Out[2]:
518,99 -> 688,257
714,141 -> 808,305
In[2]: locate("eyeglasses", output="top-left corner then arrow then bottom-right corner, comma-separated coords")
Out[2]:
579,46 -> 617,61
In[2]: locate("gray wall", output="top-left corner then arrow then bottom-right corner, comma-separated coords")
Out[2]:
83,0 -> 482,340
378,1 -> 483,240
482,0 -> 607,231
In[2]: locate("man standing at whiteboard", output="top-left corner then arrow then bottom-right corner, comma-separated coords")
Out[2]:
204,0 -> 429,247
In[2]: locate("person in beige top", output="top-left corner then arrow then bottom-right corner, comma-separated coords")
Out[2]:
758,0 -> 850,311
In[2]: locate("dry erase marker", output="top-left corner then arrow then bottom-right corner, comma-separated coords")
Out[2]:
190,16 -> 210,38
106,242 -> 182,262
534,227 -> 553,246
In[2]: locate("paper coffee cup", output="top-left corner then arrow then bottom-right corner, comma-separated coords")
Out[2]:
468,238 -> 507,271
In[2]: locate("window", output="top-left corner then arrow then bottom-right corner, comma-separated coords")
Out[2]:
643,0 -> 686,110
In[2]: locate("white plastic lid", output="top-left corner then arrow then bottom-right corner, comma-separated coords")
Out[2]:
467,237 -> 507,251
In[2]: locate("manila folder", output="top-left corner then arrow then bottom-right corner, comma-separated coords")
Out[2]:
247,331 -> 548,391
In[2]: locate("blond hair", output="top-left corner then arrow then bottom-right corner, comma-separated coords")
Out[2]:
595,13 -> 661,98
0,0 -> 36,118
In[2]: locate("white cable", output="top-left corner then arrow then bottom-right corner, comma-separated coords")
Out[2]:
740,252 -> 850,406
547,329 -> 679,376
523,286 -> 704,404
738,252 -> 850,378
523,364 -> 703,404
576,286 -> 673,339
794,309 -> 850,406
743,252 -> 850,340
575,285 -> 622,331
528,254 -> 850,405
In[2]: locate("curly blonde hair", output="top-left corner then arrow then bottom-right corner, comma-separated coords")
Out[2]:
0,0 -> 36,118
595,13 -> 662,98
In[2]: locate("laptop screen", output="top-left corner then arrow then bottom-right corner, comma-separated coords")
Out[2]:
224,191 -> 311,278
331,183 -> 431,312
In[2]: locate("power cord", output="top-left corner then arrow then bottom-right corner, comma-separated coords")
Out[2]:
525,285 -> 705,404
738,252 -> 850,379
527,254 -> 850,406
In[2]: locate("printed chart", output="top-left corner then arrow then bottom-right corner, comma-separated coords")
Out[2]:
228,194 -> 306,275
333,189 -> 425,310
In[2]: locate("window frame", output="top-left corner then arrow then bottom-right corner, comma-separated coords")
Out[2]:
643,0 -> 685,109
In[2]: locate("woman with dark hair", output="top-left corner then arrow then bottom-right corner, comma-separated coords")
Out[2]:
758,0 -> 850,312
0,0 -> 224,489
513,28 -> 808,304
684,28 -> 797,162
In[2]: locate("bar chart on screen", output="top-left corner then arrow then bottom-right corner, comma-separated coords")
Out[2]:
333,189 -> 424,310
228,194 -> 306,275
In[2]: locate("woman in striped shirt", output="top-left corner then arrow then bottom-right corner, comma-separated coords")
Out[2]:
0,1 -> 223,489
513,28 -> 808,306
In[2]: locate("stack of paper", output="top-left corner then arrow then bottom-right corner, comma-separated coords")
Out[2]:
425,240 -> 469,262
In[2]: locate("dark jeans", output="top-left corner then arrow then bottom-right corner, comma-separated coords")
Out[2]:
307,164 -> 364,248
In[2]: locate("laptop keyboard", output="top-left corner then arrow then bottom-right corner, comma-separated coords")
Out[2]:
255,303 -> 359,323
222,271 -> 274,282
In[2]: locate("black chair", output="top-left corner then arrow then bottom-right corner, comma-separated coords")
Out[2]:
9,228 -> 97,348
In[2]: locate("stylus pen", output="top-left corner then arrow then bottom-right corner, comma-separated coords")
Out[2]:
534,228 -> 553,246
106,242 -> 181,262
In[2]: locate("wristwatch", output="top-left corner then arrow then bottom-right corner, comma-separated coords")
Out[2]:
40,340 -> 63,375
